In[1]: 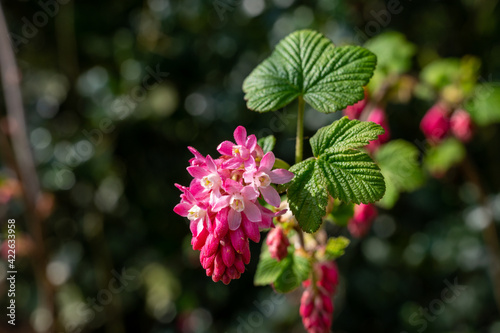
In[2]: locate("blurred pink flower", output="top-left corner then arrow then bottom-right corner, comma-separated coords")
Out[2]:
348,203 -> 377,238
420,104 -> 450,144
450,109 -> 473,142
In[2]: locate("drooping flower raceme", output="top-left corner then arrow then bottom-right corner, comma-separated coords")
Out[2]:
174,126 -> 294,284
300,261 -> 340,333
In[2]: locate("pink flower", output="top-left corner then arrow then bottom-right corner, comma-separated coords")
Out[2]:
174,126 -> 294,284
450,109 -> 473,143
217,126 -> 260,169
343,90 -> 368,120
243,152 -> 294,207
266,226 -> 289,261
420,104 -> 450,144
366,108 -> 390,153
212,179 -> 261,230
300,261 -> 339,333
347,203 -> 377,238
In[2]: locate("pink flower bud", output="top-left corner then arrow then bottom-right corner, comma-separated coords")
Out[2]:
201,233 -> 219,258
221,239 -> 235,267
450,109 -> 473,142
420,104 -> 450,144
266,227 -> 290,262
242,216 -> 260,243
191,227 -> 208,251
343,90 -> 368,120
366,108 -> 390,153
234,255 -> 245,274
230,228 -> 247,254
348,203 -> 377,238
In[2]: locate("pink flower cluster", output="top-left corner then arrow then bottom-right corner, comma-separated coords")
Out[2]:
266,226 -> 289,261
174,126 -> 294,284
343,93 -> 390,153
347,203 -> 378,238
300,261 -> 340,333
420,104 -> 473,144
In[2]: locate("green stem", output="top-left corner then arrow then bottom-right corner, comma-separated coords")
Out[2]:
295,96 -> 305,164
294,96 -> 306,249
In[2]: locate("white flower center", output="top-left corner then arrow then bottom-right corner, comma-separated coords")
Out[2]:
230,194 -> 245,212
232,145 -> 244,157
201,173 -> 221,190
187,205 -> 205,221
255,172 -> 271,188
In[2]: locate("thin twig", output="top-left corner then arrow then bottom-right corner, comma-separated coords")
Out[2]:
0,4 -> 55,332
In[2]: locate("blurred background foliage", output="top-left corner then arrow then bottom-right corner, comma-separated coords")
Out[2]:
1,0 -> 500,332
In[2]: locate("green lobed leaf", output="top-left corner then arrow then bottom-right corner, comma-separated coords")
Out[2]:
424,137 -> 466,176
287,117 -> 386,233
325,236 -> 350,260
254,243 -> 289,286
257,135 -> 276,153
243,30 -> 377,113
273,250 -> 311,293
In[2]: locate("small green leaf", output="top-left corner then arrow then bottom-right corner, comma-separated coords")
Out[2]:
466,84 -> 500,126
287,117 -> 386,233
273,250 -> 311,293
328,200 -> 354,227
377,180 -> 400,210
254,243 -> 289,286
258,135 -> 276,153
365,31 -> 416,75
420,58 -> 461,90
375,140 -> 424,192
424,137 -> 465,176
374,140 -> 424,209
273,158 -> 290,170
325,236 -> 350,260
243,30 -> 377,113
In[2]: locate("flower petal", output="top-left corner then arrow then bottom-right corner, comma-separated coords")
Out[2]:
241,185 -> 259,201
243,199 -> 261,222
260,186 -> 281,207
228,209 -> 242,230
212,195 -> 230,212
173,203 -> 191,216
205,155 -> 218,171
260,152 -> 275,171
187,166 -> 209,179
234,126 -> 247,146
217,141 -> 235,156
270,169 -> 294,184
246,134 -> 257,151
242,216 -> 260,243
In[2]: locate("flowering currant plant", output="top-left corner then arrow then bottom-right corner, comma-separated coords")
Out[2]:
175,30 -> 388,332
